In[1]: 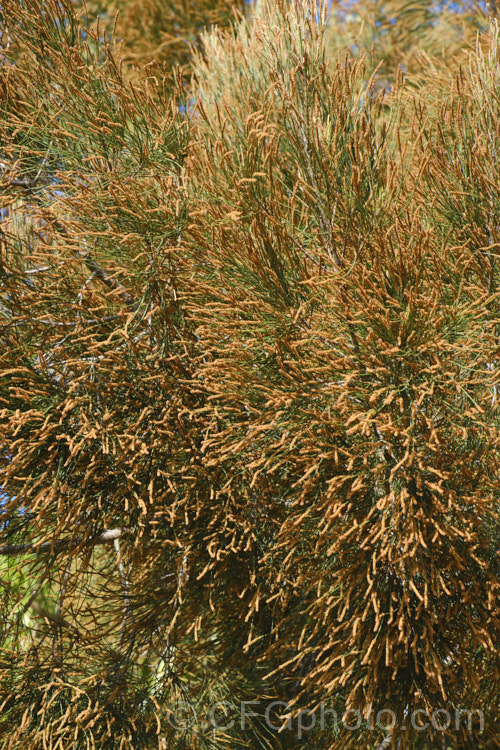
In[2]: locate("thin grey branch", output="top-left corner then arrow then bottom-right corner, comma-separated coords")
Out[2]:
375,735 -> 394,750
0,528 -> 131,556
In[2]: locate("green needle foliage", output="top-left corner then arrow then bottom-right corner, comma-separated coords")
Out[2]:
0,1 -> 500,749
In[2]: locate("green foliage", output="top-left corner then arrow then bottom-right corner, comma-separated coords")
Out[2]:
1,1 -> 500,749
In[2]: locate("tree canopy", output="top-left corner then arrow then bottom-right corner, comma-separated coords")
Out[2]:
1,1 -> 500,748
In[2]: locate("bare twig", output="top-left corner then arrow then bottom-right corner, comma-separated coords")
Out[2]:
77,251 -> 139,309
30,599 -> 80,634
0,528 -> 131,556
114,536 -> 134,648
375,734 -> 396,750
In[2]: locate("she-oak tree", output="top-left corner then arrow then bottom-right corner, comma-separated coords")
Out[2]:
0,0 -> 500,748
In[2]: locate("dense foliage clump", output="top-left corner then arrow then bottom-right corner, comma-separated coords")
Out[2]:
1,1 -> 499,748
